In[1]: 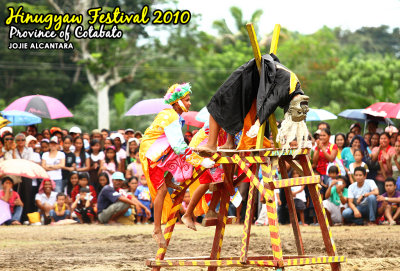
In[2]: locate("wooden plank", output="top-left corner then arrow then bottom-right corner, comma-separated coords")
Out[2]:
298,155 -> 341,271
273,175 -> 320,188
279,158 -> 305,256
202,216 -> 237,227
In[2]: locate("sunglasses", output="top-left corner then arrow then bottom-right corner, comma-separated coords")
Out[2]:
16,139 -> 25,142
4,138 -> 13,141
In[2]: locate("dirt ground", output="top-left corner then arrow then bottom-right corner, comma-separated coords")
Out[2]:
1,223 -> 400,271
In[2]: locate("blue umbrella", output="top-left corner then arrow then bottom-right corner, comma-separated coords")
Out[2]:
306,109 -> 337,122
1,110 -> 42,126
338,109 -> 393,125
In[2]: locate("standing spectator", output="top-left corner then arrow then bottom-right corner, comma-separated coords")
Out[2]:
88,139 -> 104,190
376,177 -> 400,225
97,172 -> 150,224
41,129 -> 51,140
40,139 -> 50,155
0,177 -> 23,225
313,128 -> 337,176
35,179 -> 57,224
385,126 -> 398,146
25,135 -> 37,150
367,121 -> 378,135
101,129 -> 109,141
364,133 -> 372,147
335,133 -> 346,161
91,129 -> 103,142
4,133 -> 34,223
49,193 -> 71,223
73,136 -> 90,172
341,135 -> 368,169
125,128 -> 135,140
370,133 -> 380,149
342,167 -> 378,225
134,131 -> 143,140
41,136 -> 65,192
61,136 -> 76,192
126,138 -> 139,165
69,126 -> 82,140
126,148 -> 143,180
96,172 -> 109,195
347,149 -> 369,184
103,137 -> 114,149
371,132 -> 395,194
349,123 -> 362,135
291,184 -> 308,226
135,175 -> 152,224
26,125 -> 38,137
100,146 -> 118,184
323,175 -> 348,226
110,133 -> 126,172
66,171 -> 79,199
346,131 -> 355,147
389,140 -> 400,183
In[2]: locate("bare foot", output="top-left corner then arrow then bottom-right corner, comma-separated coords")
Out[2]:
11,220 -> 21,225
194,145 -> 217,157
181,214 -> 197,231
218,141 -> 235,150
152,231 -> 167,248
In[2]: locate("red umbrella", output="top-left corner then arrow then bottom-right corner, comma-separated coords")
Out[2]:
386,103 -> 400,119
362,102 -> 397,118
182,111 -> 204,128
4,95 -> 73,119
0,159 -> 49,179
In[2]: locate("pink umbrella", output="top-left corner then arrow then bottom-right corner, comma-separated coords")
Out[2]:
362,102 -> 397,118
386,103 -> 400,119
0,159 -> 49,179
4,95 -> 73,119
182,111 -> 204,128
125,98 -> 172,116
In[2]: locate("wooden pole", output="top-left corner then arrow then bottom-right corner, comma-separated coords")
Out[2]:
246,23 -> 281,149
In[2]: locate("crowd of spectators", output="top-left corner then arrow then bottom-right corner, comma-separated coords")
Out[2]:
0,120 -> 399,227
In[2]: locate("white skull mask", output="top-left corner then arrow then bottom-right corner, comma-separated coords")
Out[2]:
287,95 -> 309,122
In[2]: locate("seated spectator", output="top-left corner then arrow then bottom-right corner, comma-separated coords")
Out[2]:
35,179 -> 58,224
66,171 -> 79,199
96,172 -> 110,195
377,177 -> 400,225
71,187 -> 96,224
71,172 -> 97,204
135,175 -> 152,224
323,176 -> 348,226
97,172 -> 151,224
49,193 -> 71,223
342,167 -> 379,225
388,140 -> 400,184
0,177 -> 23,225
322,166 -> 339,198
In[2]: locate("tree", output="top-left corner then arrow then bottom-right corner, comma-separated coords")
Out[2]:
47,0 -> 158,129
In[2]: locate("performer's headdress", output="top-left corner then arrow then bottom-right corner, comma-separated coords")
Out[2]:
164,83 -> 192,105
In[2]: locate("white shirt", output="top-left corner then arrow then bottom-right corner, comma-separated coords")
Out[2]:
42,151 -> 65,180
291,186 -> 306,202
116,148 -> 127,163
91,151 -> 105,162
35,191 -> 57,206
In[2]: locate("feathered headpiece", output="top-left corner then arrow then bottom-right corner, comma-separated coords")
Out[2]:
164,83 -> 192,105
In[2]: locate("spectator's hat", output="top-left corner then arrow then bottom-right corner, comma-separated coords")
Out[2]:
128,137 -> 139,145
50,136 -> 58,144
41,138 -> 50,144
34,143 -> 41,149
69,126 -> 82,134
50,127 -> 62,136
110,133 -> 125,144
105,145 -> 116,151
0,126 -> 12,136
112,171 -> 125,181
385,125 -> 399,136
91,128 -> 101,135
25,135 -> 37,147
125,128 -> 134,134
349,122 -> 361,131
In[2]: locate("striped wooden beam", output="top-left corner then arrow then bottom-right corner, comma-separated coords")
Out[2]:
273,175 -> 320,188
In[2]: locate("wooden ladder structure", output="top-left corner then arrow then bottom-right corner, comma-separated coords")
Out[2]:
146,24 -> 346,270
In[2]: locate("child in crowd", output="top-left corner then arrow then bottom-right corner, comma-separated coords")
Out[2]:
61,136 -> 76,193
49,193 -> 71,223
71,172 -> 97,205
135,175 -> 152,224
321,166 -> 339,199
66,171 -> 79,199
71,187 -> 96,224
389,140 -> 400,186
96,172 -> 110,195
126,148 -> 143,180
100,146 -> 119,186
347,149 -> 369,184
323,176 -> 348,226
291,171 -> 308,226
179,191 -> 191,222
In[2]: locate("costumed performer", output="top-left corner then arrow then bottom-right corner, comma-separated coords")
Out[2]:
195,53 -> 310,154
181,120 -> 226,230
139,83 -> 215,249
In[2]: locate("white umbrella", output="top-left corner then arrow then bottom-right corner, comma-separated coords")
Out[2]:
306,109 -> 337,122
